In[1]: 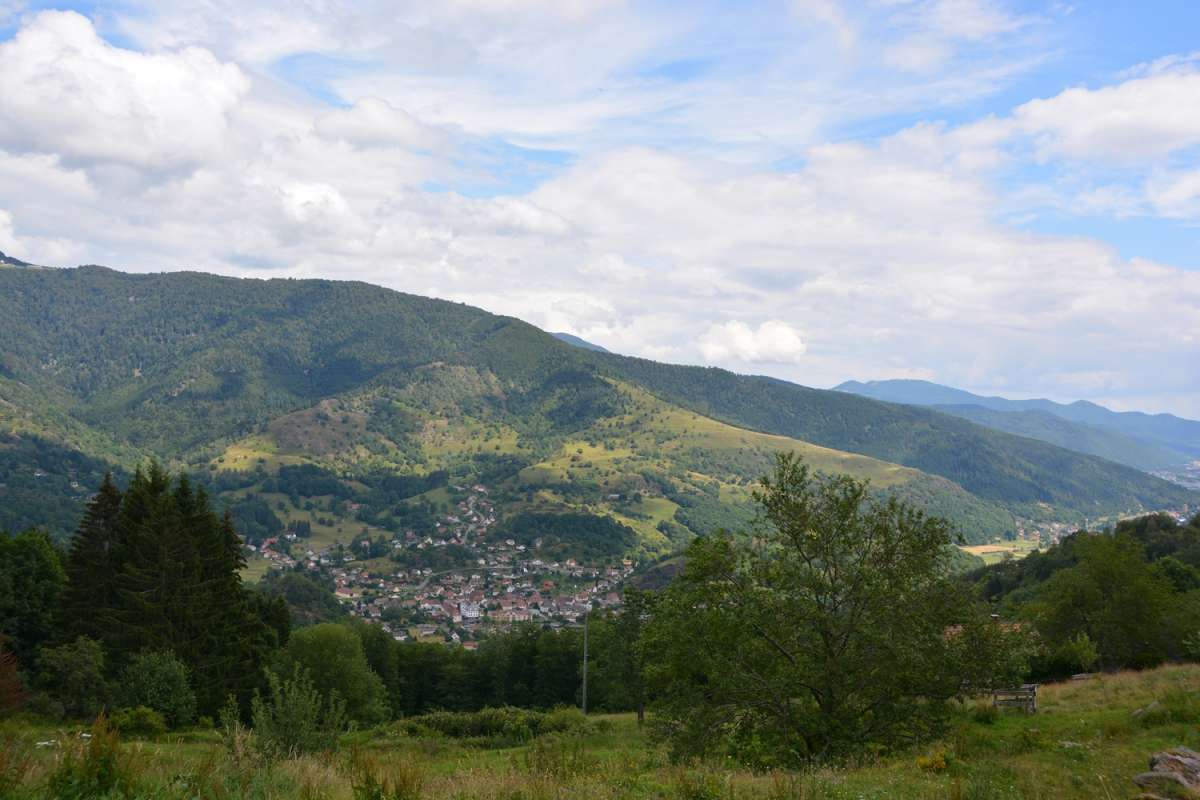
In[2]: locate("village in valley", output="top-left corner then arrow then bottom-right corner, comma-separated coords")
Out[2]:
246,483 -> 636,646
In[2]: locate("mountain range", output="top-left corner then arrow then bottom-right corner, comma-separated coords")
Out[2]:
0,264 -> 1193,555
835,379 -> 1200,472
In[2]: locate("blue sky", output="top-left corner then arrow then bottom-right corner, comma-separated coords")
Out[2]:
0,0 -> 1197,415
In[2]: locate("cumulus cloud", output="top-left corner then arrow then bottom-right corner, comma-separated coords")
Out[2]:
0,11 -> 249,173
1012,67 -> 1200,162
700,320 -> 808,364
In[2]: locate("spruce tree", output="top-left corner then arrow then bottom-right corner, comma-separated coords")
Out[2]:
59,473 -> 124,646
61,465 -> 280,717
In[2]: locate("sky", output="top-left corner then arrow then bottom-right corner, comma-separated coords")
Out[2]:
0,1 -> 1198,418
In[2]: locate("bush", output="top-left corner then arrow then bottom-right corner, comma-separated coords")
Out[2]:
35,636 -> 107,718
111,706 -> 167,737
350,752 -> 425,800
44,713 -> 138,800
971,701 -> 999,725
283,624 -> 389,726
396,706 -> 589,747
916,749 -> 951,773
517,732 -> 599,780
119,649 -> 196,729
251,665 -> 348,758
0,637 -> 28,717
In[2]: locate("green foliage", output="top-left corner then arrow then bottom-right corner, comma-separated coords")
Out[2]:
397,706 -> 588,747
517,732 -> 599,780
250,665 -> 348,758
44,714 -> 137,800
1046,633 -> 1099,676
0,529 -> 65,666
282,623 -> 389,726
1030,533 -> 1175,671
1,264 -> 1190,550
35,636 -> 107,718
110,705 -> 168,737
351,754 -> 425,800
646,455 -> 1019,767
490,511 -> 637,561
118,650 -> 196,729
57,467 -> 279,717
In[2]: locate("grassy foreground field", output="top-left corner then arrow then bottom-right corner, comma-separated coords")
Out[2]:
2,664 -> 1199,799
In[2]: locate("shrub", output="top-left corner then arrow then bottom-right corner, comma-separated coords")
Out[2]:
44,713 -> 138,800
251,665 -> 348,758
517,733 -> 599,780
397,706 -> 589,747
0,638 -> 28,718
35,636 -> 107,718
350,752 -> 425,800
971,701 -> 999,725
111,706 -> 168,737
283,624 -> 389,726
119,649 -> 196,729
0,741 -> 32,797
916,749 -> 951,773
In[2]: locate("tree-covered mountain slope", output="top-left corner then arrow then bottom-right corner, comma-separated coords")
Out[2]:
836,379 -> 1200,465
921,404 -> 1180,473
0,266 -> 1192,549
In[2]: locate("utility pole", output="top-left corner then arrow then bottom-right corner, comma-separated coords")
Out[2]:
581,609 -> 589,715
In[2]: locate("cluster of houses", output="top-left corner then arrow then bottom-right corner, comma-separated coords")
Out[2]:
250,483 -> 637,644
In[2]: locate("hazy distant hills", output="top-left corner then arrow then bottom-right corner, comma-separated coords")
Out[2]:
0,250 -> 38,268
0,266 -> 1193,547
835,379 -> 1200,471
551,332 -> 610,353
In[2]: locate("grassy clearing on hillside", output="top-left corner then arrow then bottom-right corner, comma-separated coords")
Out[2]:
961,538 -> 1042,565
2,664 -> 1197,799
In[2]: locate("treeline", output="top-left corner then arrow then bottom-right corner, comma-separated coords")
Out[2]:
0,466 -> 647,732
1,465 -> 288,725
963,511 -> 1200,678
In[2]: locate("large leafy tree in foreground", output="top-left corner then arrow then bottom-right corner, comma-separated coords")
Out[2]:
646,454 -> 1019,766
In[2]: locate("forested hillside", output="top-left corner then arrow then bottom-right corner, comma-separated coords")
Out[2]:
0,265 -> 1192,551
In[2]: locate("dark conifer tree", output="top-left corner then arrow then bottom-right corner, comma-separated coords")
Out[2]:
60,464 -> 283,717
58,472 -> 124,646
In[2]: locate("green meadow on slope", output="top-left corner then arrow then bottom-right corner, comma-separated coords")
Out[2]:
0,265 -> 1192,551
1,664 -> 1197,799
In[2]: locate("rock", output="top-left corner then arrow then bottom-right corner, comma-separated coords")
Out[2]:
1133,771 -> 1193,794
1133,700 -> 1162,718
1151,748 -> 1200,784
1132,747 -> 1200,798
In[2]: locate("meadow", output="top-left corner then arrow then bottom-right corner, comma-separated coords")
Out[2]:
2,664 -> 1198,800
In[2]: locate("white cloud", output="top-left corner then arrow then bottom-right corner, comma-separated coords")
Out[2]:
0,11 -> 248,173
700,320 -> 808,364
314,98 -> 449,151
1012,67 -> 1200,162
791,0 -> 857,49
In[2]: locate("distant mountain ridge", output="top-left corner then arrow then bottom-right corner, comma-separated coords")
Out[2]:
550,332 -> 610,353
0,250 -> 38,268
0,266 -> 1193,546
835,379 -> 1200,469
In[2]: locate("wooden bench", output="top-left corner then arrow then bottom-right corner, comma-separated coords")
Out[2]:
993,684 -> 1038,713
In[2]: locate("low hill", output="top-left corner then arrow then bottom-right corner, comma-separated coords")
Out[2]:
0,266 -> 1193,555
